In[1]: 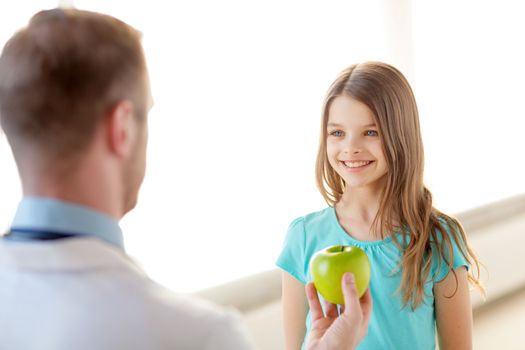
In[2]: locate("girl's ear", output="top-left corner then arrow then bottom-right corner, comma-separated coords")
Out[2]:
105,100 -> 135,159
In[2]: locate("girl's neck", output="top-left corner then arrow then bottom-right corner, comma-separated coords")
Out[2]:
338,186 -> 382,222
335,185 -> 384,241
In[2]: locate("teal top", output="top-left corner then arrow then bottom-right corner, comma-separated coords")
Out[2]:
276,207 -> 469,350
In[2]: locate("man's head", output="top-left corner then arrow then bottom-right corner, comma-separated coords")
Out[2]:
0,8 -> 151,216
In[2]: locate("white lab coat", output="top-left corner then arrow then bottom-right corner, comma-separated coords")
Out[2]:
0,237 -> 254,350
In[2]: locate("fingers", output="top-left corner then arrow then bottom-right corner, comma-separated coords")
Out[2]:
306,282 -> 340,320
323,298 -> 339,318
305,282 -> 324,322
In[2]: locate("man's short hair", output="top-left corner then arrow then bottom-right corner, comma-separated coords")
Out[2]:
0,8 -> 147,161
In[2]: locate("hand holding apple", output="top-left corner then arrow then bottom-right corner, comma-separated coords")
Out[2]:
305,273 -> 373,350
310,245 -> 371,305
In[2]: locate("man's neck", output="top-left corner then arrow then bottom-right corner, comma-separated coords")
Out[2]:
20,164 -> 123,220
23,188 -> 121,219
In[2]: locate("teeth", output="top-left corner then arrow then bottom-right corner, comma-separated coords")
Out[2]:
343,161 -> 371,168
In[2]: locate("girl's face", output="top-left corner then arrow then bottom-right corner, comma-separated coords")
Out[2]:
326,95 -> 388,191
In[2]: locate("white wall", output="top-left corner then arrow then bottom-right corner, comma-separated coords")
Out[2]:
412,0 -> 525,212
1,0 -> 523,294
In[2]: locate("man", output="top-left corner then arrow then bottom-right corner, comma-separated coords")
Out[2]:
0,8 -> 371,350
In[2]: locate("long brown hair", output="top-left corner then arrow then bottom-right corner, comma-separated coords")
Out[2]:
316,62 -> 483,309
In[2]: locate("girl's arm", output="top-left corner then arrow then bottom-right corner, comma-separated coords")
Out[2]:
282,271 -> 309,350
434,266 -> 473,350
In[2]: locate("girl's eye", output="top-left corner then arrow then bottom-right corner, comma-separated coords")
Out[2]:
329,130 -> 344,137
365,130 -> 378,136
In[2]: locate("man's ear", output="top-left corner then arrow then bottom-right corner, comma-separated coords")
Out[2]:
105,100 -> 135,159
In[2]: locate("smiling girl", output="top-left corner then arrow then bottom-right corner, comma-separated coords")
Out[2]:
277,62 -> 483,350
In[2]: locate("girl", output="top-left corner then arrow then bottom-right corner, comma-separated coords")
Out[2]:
277,62 -> 483,350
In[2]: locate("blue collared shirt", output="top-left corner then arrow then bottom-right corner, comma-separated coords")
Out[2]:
9,196 -> 124,249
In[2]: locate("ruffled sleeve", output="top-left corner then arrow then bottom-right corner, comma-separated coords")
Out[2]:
276,217 -> 308,284
431,219 -> 470,282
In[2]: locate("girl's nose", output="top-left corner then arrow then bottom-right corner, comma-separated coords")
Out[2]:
343,136 -> 362,155
344,148 -> 362,155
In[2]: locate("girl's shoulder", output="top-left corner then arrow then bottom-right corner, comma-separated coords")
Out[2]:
427,212 -> 470,281
278,207 -> 339,283
429,212 -> 463,243
288,207 -> 335,232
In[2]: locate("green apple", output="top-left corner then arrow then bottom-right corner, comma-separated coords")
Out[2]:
310,245 -> 371,305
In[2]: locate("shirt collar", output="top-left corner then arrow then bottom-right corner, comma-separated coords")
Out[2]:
10,196 -> 124,249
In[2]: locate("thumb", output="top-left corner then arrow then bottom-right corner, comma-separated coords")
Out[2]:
341,272 -> 360,316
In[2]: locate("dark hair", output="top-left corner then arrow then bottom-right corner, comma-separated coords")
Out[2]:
0,8 -> 147,161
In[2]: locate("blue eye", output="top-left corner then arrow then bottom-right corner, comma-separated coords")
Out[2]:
365,130 -> 378,136
329,130 -> 344,137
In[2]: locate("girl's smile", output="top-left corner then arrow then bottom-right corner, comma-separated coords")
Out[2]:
339,160 -> 375,171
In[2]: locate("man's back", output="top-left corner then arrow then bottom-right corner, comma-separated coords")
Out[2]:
0,237 -> 253,350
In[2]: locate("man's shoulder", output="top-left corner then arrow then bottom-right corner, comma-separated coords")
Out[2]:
89,242 -> 253,348
0,237 -> 253,349
145,281 -> 239,323
130,278 -> 255,348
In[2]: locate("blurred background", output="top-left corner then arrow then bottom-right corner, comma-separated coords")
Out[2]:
1,1 -> 524,348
